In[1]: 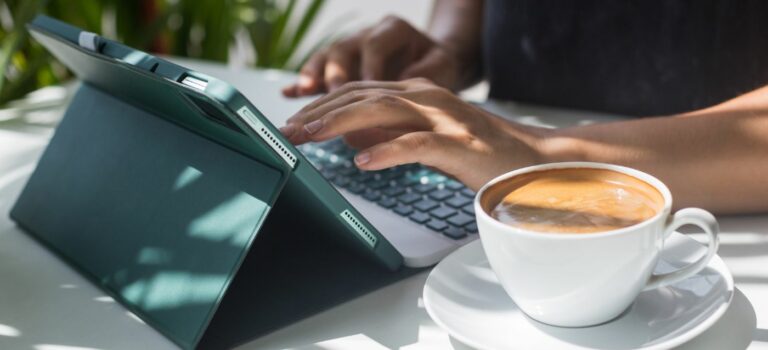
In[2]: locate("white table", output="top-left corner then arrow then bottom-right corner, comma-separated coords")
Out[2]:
0,59 -> 765,350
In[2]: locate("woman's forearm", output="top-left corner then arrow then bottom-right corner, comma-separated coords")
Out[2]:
539,87 -> 768,214
428,0 -> 484,88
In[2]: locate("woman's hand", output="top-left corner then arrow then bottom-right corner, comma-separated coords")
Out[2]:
281,78 -> 550,190
282,16 -> 464,97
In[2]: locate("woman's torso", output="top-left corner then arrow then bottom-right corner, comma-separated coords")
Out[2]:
483,0 -> 768,116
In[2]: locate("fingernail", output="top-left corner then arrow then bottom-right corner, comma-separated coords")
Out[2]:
304,119 -> 324,134
279,124 -> 296,138
298,75 -> 313,88
355,152 -> 371,165
283,86 -> 299,97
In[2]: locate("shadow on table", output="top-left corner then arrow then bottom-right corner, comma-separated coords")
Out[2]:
664,228 -> 761,350
718,243 -> 768,258
236,271 -> 432,350
754,328 -> 768,342
448,288 -> 755,350
0,173 -> 177,349
733,275 -> 768,285
451,288 -> 756,350
688,215 -> 768,259
672,288 -> 754,350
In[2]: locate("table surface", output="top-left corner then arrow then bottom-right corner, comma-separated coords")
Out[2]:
0,58 -> 766,350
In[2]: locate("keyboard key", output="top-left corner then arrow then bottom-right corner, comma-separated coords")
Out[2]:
445,196 -> 472,208
368,179 -> 390,190
394,205 -> 414,216
430,206 -> 457,219
338,146 -> 355,155
426,219 -> 448,232
382,186 -> 405,197
338,167 -> 358,176
445,180 -> 464,190
404,163 -> 422,171
377,197 -> 398,208
443,226 -> 467,240
313,148 -> 327,159
462,203 -> 475,215
413,183 -> 437,193
397,177 -> 419,186
332,176 -> 351,187
352,172 -> 375,183
409,211 -> 430,224
322,140 -> 345,154
428,189 -> 454,201
448,213 -> 474,227
432,174 -> 448,183
325,161 -> 346,170
381,168 -> 405,180
460,188 -> 476,198
413,199 -> 439,212
412,168 -> 432,178
320,169 -> 335,180
397,192 -> 421,204
466,222 -> 478,233
348,183 -> 366,194
363,190 -> 381,201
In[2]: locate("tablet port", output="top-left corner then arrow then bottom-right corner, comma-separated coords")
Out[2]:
185,94 -> 244,134
180,75 -> 208,90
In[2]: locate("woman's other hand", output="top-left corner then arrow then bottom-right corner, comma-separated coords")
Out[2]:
282,16 -> 464,98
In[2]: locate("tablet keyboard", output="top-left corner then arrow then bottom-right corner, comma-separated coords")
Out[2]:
298,138 -> 478,240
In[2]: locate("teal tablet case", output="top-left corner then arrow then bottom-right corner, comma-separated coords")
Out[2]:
10,15 -> 418,349
22,15 -> 403,273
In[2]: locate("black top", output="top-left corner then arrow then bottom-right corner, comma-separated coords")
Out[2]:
483,0 -> 768,116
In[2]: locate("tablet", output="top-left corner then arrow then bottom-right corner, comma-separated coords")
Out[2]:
22,15 -> 403,272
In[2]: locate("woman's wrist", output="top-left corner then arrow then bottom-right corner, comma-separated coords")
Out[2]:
427,0 -> 484,90
540,132 -> 586,163
444,41 -> 482,90
487,115 -> 557,166
504,123 -> 588,165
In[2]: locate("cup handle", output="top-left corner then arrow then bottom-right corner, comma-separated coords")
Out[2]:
643,208 -> 720,291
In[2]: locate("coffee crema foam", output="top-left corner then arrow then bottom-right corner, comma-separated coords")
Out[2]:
482,168 -> 664,234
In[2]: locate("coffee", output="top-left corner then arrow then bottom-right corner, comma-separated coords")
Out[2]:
481,168 -> 664,233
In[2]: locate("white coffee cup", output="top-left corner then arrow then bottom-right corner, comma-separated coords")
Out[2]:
474,162 -> 719,327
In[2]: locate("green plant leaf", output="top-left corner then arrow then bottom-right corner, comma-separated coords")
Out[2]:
263,0 -> 295,67
0,0 -> 336,107
279,0 -> 324,65
0,52 -> 51,104
0,0 -> 48,105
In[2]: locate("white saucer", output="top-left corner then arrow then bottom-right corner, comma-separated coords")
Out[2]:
423,232 -> 734,350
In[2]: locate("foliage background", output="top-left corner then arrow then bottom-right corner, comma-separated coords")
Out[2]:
0,0 -> 326,106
